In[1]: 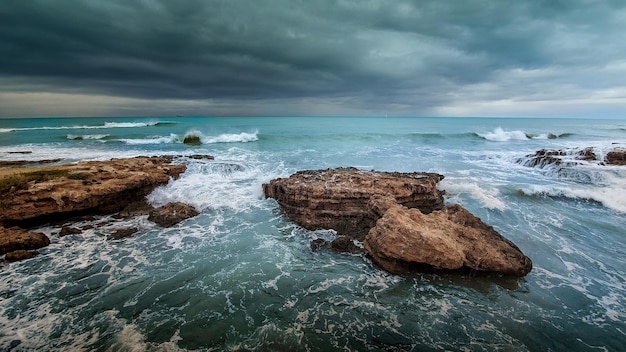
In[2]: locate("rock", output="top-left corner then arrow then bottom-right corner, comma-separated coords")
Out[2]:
310,238 -> 330,252
263,168 -> 444,240
183,135 -> 201,145
605,148 -> 626,165
364,203 -> 532,277
148,202 -> 200,227
577,147 -> 597,161
4,250 -> 39,262
117,200 -> 154,218
0,156 -> 186,227
59,226 -> 82,237
0,227 -> 50,254
109,227 -> 139,240
331,236 -> 363,254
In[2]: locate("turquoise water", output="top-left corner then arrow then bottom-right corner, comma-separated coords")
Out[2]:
0,117 -> 625,351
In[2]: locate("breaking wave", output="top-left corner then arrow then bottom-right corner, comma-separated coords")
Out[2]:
476,128 -> 573,142
0,120 -> 172,133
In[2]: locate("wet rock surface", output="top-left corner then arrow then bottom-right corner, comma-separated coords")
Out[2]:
265,168 -> 532,277
148,202 -> 200,227
0,156 -> 208,262
263,167 -> 445,240
0,156 -> 187,227
364,202 -> 533,277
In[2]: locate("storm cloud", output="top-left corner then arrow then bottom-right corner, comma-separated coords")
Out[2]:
1,0 -> 625,117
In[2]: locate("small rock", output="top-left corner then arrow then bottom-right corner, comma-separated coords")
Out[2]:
0,227 -> 50,255
605,148 -> 626,165
148,202 -> 200,227
331,236 -> 363,254
4,250 -> 39,262
109,227 -> 139,240
310,238 -> 330,252
183,135 -> 201,145
59,226 -> 82,237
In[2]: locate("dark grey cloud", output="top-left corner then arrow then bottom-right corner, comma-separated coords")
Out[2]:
1,0 -> 625,117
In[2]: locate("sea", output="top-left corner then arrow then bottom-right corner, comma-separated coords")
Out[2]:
0,116 -> 624,351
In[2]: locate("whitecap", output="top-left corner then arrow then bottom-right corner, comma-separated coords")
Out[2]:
119,133 -> 179,145
477,127 -> 529,142
202,131 -> 258,144
440,179 -> 507,211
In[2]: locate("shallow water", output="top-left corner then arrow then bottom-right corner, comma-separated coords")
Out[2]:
1,116 -> 625,351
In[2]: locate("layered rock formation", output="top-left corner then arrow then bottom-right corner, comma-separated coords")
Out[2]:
519,147 -> 626,168
364,198 -> 532,276
264,168 -> 532,277
1,155 -> 205,262
0,156 -> 186,226
0,227 -> 50,262
262,167 -> 444,240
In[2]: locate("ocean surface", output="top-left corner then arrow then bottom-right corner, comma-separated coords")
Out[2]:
0,116 -> 624,351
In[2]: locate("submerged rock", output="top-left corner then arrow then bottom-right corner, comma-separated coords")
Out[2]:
109,227 -> 139,240
4,250 -> 39,262
263,167 -> 444,240
364,202 -> 532,277
148,202 -> 200,227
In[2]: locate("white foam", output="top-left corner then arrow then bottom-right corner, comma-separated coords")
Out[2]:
148,159 -> 268,212
120,133 -> 180,145
0,121 -> 161,133
477,127 -> 529,142
440,179 -> 507,210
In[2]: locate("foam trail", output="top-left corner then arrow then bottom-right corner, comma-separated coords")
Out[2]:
440,179 -> 507,210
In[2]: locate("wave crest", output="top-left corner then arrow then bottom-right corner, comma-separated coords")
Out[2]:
476,128 -> 573,142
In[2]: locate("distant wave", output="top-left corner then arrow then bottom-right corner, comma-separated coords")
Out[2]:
476,128 -> 573,142
202,131 -> 258,144
67,134 -> 110,140
115,131 -> 259,145
0,120 -> 173,133
119,133 -> 180,145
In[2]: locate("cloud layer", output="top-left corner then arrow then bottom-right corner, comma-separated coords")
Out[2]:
1,0 -> 625,117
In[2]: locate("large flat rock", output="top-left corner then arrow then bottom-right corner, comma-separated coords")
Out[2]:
0,156 -> 187,227
263,167 -> 445,240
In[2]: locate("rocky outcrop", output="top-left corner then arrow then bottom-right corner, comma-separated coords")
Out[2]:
0,155 -> 211,262
183,135 -> 201,145
0,227 -> 50,262
264,168 -> 532,277
518,147 -> 598,168
263,168 -> 444,240
364,200 -> 532,277
605,148 -> 626,165
148,202 -> 200,227
0,156 -> 187,227
519,147 -> 626,168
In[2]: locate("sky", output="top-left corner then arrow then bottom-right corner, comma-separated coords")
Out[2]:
1,0 -> 625,118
